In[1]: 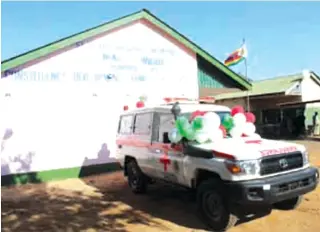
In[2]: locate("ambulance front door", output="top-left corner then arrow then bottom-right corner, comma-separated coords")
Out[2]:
150,113 -> 186,185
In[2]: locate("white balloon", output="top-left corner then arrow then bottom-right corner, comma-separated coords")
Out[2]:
250,133 -> 261,139
233,113 -> 246,127
202,112 -> 221,130
195,131 -> 210,143
230,126 -> 243,138
243,122 -> 256,136
168,128 -> 182,143
209,129 -> 223,142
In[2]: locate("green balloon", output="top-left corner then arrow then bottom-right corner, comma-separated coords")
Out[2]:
222,115 -> 234,131
185,128 -> 196,141
175,116 -> 198,141
192,117 -> 204,131
176,116 -> 190,137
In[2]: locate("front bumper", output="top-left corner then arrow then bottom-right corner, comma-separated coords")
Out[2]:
226,167 -> 319,205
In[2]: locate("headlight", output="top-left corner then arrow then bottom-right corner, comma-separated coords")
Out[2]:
302,151 -> 309,165
225,160 -> 260,175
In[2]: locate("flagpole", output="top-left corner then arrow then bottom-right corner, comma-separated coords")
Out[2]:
243,38 -> 250,112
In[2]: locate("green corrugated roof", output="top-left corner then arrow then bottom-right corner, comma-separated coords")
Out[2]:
215,73 -> 304,100
1,9 -> 251,90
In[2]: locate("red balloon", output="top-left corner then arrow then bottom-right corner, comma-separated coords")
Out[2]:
200,111 -> 208,116
190,110 -> 205,121
219,125 -> 227,138
231,105 -> 245,116
136,101 -> 145,108
245,112 -> 256,123
123,105 -> 129,111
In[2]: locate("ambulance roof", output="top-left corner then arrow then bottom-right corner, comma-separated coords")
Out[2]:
121,103 -> 231,116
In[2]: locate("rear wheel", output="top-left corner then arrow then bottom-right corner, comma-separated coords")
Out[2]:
273,196 -> 303,210
126,159 -> 147,194
197,179 -> 238,231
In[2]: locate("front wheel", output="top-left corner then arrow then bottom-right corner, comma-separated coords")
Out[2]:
197,179 -> 238,231
126,159 -> 147,194
273,196 -> 303,210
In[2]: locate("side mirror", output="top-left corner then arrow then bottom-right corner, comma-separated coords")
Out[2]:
171,102 -> 181,120
162,132 -> 170,144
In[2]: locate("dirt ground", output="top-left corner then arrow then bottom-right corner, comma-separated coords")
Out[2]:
2,139 -> 320,232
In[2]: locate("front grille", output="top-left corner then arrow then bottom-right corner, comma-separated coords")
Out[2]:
260,152 -> 303,176
273,177 -> 313,194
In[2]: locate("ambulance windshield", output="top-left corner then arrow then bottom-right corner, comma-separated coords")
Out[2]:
181,111 -> 231,121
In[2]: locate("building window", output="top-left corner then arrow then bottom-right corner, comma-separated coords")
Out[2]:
119,115 -> 134,134
134,113 -> 152,135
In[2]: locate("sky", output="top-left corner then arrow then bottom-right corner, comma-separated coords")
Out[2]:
1,1 -> 320,81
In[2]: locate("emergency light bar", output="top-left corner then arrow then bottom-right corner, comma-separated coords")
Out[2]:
163,96 -> 215,104
122,96 -> 215,111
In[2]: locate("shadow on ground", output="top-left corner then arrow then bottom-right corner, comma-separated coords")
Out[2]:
1,177 -> 167,232
82,172 -> 272,231
1,172 -> 272,232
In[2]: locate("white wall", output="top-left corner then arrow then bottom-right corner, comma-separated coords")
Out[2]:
299,71 -> 320,126
1,22 -> 198,175
301,71 -> 320,106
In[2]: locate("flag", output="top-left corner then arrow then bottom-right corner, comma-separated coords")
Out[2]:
224,43 -> 248,67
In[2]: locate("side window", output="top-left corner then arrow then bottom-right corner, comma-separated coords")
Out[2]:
134,113 -> 152,135
119,115 -> 134,134
158,113 -> 175,143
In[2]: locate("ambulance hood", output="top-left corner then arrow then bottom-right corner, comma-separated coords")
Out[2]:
191,137 -> 306,160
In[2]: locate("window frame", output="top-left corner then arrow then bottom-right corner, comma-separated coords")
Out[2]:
118,114 -> 134,135
152,112 -> 175,144
133,112 -> 153,136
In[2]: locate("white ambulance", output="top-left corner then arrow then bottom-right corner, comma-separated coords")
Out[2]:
116,98 -> 319,231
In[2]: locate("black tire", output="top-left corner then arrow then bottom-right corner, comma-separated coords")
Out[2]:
273,196 -> 303,210
126,159 -> 147,194
197,179 -> 237,232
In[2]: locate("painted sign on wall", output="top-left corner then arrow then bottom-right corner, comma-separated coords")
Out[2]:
3,22 -> 198,98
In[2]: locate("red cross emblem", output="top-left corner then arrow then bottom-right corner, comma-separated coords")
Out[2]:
159,154 -> 171,172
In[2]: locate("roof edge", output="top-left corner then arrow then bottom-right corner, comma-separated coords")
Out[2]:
310,71 -> 320,86
139,11 -> 251,90
1,9 -> 145,65
254,72 -> 304,83
1,9 -> 144,70
1,8 -> 251,90
278,99 -> 320,107
310,71 -> 320,80
215,91 -> 287,101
